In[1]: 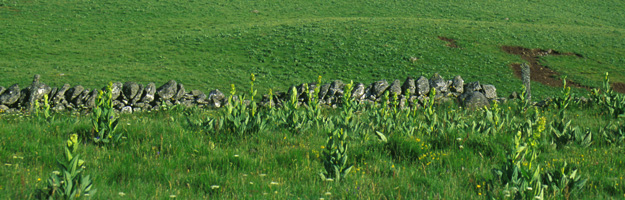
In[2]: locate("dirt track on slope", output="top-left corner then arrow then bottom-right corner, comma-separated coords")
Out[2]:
501,46 -> 625,93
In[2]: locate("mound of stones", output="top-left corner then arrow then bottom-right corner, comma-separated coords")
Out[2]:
0,73 -> 500,114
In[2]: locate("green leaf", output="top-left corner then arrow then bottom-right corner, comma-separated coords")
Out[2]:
374,131 -> 388,142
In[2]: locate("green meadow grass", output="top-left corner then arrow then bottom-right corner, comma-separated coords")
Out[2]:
1,100 -> 624,199
1,0 -> 625,98
2,0 -> 625,199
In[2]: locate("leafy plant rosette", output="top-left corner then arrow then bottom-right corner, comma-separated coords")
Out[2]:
37,134 -> 96,199
590,72 -> 625,118
91,82 -> 121,145
492,110 -> 547,199
319,129 -> 353,182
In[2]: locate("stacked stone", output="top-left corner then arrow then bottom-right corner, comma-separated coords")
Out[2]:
0,75 -> 228,114
261,73 -> 500,109
0,73 -> 501,114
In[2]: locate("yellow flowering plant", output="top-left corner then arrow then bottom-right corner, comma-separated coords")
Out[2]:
91,82 -> 121,145
37,134 -> 96,199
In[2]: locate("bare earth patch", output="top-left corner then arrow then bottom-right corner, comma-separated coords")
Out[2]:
438,36 -> 460,48
502,46 -> 625,93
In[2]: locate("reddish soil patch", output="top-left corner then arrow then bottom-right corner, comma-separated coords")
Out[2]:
438,36 -> 459,48
501,46 -> 592,90
612,82 -> 625,93
503,46 -> 625,93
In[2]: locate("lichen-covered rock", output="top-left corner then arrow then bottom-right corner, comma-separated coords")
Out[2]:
123,82 -> 140,101
195,93 -> 208,104
208,89 -> 225,108
66,85 -> 84,102
53,84 -> 71,104
132,84 -> 144,104
370,80 -> 389,98
121,106 -> 133,114
33,84 -> 52,101
0,86 -> 5,96
327,80 -> 345,98
75,89 -> 91,107
416,76 -> 430,96
0,84 -> 21,106
110,82 -> 123,100
482,84 -> 497,99
388,79 -> 402,96
461,91 -> 490,109
451,76 -> 464,93
141,82 -> 156,103
191,90 -> 204,97
317,83 -> 330,100
174,83 -> 186,101
401,77 -> 416,96
351,83 -> 365,100
464,81 -> 482,93
85,89 -> 98,108
26,75 -> 52,111
157,80 -> 178,100
429,73 -> 448,93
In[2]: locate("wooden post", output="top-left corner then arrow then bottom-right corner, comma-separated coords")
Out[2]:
521,63 -> 531,102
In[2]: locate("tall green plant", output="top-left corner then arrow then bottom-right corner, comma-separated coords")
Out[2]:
591,72 -> 625,118
91,82 -> 121,145
216,80 -> 267,136
37,134 -> 96,199
319,129 -> 353,182
493,109 -> 547,199
550,78 -> 592,148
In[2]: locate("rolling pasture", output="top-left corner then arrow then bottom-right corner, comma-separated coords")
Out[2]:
1,0 -> 625,199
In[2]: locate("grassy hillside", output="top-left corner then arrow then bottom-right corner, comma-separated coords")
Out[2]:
2,89 -> 625,199
2,0 -> 625,99
2,1 -> 625,199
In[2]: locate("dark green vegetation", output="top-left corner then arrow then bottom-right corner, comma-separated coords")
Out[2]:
2,0 -> 625,199
1,81 -> 625,199
2,0 -> 625,98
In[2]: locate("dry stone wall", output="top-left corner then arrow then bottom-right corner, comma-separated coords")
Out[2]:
0,73 -> 501,114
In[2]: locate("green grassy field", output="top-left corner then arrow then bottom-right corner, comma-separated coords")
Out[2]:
2,0 -> 625,199
1,91 -> 625,199
2,0 -> 625,98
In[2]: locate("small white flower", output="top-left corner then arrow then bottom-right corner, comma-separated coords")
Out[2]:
211,185 -> 220,189
456,137 -> 462,141
259,174 -> 267,177
242,174 -> 248,177
249,182 -> 254,185
263,192 -> 268,195
534,196 -> 542,200
527,187 -> 533,191
270,181 -> 279,185
325,192 -> 332,196
459,145 -> 464,149
118,192 -> 126,196
169,194 -> 177,198
234,154 -> 239,157
325,178 -> 334,182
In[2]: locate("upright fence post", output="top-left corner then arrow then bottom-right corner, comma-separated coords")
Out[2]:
521,63 -> 531,103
